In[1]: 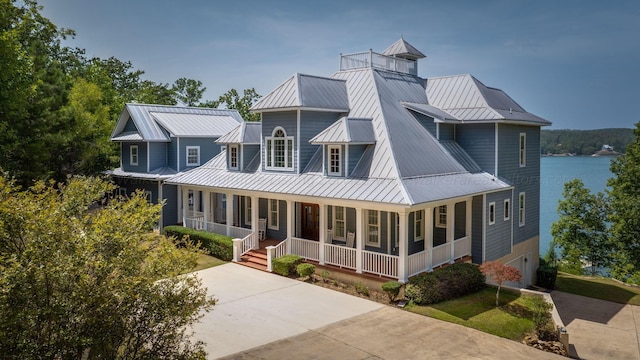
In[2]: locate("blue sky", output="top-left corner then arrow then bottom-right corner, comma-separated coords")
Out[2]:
40,0 -> 640,129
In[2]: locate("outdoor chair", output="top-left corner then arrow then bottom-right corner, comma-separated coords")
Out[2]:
258,218 -> 267,241
346,231 -> 355,248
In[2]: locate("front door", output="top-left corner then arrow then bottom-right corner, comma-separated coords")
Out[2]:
300,203 -> 319,241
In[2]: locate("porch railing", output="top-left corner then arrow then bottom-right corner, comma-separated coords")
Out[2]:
239,231 -> 257,256
266,238 -> 289,272
340,51 -> 418,75
432,242 -> 452,268
454,236 -> 472,259
408,250 -> 429,277
290,237 -> 320,261
362,250 -> 398,278
205,221 -> 227,235
324,243 -> 356,270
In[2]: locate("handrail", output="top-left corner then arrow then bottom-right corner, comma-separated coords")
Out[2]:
266,238 -> 289,272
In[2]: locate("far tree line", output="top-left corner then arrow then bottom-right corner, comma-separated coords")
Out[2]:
541,128 -> 634,156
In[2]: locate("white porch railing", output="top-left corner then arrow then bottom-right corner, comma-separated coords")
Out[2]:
266,238 -> 290,272
239,231 -> 257,256
290,237 -> 320,261
432,242 -> 452,268
408,250 -> 429,277
362,250 -> 398,278
324,243 -> 356,270
229,226 -> 252,239
205,222 -> 227,235
454,236 -> 472,259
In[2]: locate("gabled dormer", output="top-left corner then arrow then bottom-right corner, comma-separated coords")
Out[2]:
216,122 -> 261,171
310,117 -> 375,177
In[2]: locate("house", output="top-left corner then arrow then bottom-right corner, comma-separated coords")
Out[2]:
106,103 -> 243,228
166,38 -> 551,285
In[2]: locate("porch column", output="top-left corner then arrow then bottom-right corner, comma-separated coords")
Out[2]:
157,181 -> 163,230
398,211 -> 408,283
319,204 -> 327,265
286,200 -> 294,254
251,196 -> 259,249
447,203 -> 454,263
181,187 -> 188,225
466,200 -> 472,237
226,192 -> 233,236
426,207 -> 433,271
203,190 -> 209,231
355,207 -> 363,274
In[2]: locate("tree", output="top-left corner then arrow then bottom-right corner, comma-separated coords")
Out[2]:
551,179 -> 611,275
202,88 -> 261,121
608,122 -> 640,283
0,175 -> 215,359
479,261 -> 522,306
172,78 -> 206,106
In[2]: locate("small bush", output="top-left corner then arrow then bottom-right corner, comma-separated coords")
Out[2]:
163,225 -> 233,261
527,295 -> 553,332
406,263 -> 485,305
320,270 -> 331,282
536,266 -> 558,289
296,263 -> 315,279
272,254 -> 303,277
381,281 -> 403,302
354,282 -> 370,297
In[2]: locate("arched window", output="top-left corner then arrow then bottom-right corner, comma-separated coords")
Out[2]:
265,127 -> 294,170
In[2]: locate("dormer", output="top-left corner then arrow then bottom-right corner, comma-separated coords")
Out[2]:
216,122 -> 261,171
310,117 -> 375,177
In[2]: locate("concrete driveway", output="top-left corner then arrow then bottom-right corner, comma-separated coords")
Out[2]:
193,264 -> 562,360
551,291 -> 640,359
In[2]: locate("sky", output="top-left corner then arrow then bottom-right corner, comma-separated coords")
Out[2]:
39,0 -> 640,130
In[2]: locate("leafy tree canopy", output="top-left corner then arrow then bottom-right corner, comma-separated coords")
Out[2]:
201,88 -> 262,121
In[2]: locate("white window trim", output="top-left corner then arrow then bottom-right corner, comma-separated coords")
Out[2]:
414,209 -> 424,241
116,187 -> 127,197
436,205 -> 447,228
333,206 -> 345,240
268,199 -> 279,230
130,145 -> 138,166
186,146 -> 200,166
489,202 -> 496,225
504,199 -> 510,221
144,190 -> 152,203
229,144 -> 239,170
519,133 -> 526,167
265,127 -> 294,171
244,196 -> 252,226
365,210 -> 380,247
328,145 -> 342,176
519,192 -> 526,227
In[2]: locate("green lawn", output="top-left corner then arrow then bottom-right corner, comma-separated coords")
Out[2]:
406,288 -> 535,340
555,272 -> 640,305
190,253 -> 227,272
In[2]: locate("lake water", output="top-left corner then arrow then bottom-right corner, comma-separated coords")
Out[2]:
539,156 -> 615,256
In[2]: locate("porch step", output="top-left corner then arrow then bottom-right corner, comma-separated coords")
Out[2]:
239,250 -> 269,271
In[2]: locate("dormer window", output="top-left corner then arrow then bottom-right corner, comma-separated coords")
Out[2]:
130,145 -> 138,166
229,145 -> 239,170
328,145 -> 342,176
266,127 -> 293,171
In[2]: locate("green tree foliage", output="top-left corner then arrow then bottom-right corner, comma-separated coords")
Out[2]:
0,175 -> 215,359
551,179 -> 611,275
172,77 -> 206,106
608,122 -> 640,283
541,128 -> 634,156
202,88 -> 261,121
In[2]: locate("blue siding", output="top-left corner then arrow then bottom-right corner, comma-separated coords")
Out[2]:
178,137 -> 220,172
471,195 -> 483,264
497,124 -> 540,245
411,112 -> 437,137
168,140 -> 178,170
485,190 -> 512,261
432,207 -> 446,247
259,198 -> 287,240
242,144 -> 260,170
162,184 -> 179,226
122,142 -> 147,172
348,144 -> 367,176
408,211 -> 426,256
454,201 -> 467,239
262,111 -> 297,173
439,123 -> 455,141
456,124 -> 496,174
299,111 -> 337,174
148,142 -> 167,170
123,117 -> 137,132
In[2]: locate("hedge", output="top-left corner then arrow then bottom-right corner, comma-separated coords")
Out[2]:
536,266 -> 558,289
163,226 -> 233,261
272,254 -> 303,277
405,263 -> 485,305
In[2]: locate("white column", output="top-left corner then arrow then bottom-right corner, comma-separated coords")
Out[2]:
355,207 -> 363,274
447,203 -> 455,263
181,187 -> 188,226
251,196 -> 259,249
319,204 -> 327,265
398,211 -> 408,283
203,190 -> 209,231
157,181 -> 163,230
226,193 -> 233,236
426,207 -> 433,271
466,200 -> 472,237
286,200 -> 294,254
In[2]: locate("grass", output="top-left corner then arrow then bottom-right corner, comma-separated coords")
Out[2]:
406,287 -> 535,340
555,272 -> 640,305
188,252 -> 227,272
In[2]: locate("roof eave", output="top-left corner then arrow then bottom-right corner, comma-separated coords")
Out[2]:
251,106 -> 349,113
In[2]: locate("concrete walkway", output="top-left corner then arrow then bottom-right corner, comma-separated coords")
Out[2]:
551,291 -> 640,359
193,264 -> 562,359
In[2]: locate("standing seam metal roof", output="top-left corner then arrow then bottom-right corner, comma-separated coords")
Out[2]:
251,73 -> 350,111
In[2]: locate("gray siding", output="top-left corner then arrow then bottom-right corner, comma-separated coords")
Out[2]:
122,141 -> 147,172
348,144 -> 367,176
179,137 -> 219,172
432,207 -> 446,247
148,142 -> 167,170
497,124 -> 540,245
456,124 -> 496,174
242,144 -> 260,170
259,198 -> 288,240
471,195 -> 483,264
162,184 -> 179,226
123,117 -> 137,132
454,201 -> 467,239
299,111 -> 337,173
408,211 -> 425,256
412,112 -> 437,137
262,111 -> 298,173
485,190 -> 512,261
168,140 -> 178,170
439,123 -> 455,141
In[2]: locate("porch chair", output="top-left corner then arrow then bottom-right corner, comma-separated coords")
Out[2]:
326,229 -> 333,244
346,231 -> 355,248
258,218 -> 267,241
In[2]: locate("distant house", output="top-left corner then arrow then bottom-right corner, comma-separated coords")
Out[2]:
106,104 -> 243,228
166,38 -> 551,285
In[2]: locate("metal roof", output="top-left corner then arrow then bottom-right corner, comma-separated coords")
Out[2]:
110,104 -> 243,142
216,122 -> 262,144
382,38 -> 426,60
310,117 -> 375,144
150,112 -> 241,137
401,102 -> 459,121
104,166 -> 178,180
251,73 -> 349,111
111,131 -> 143,141
439,141 -> 482,173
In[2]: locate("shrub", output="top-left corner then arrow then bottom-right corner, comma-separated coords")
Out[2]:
527,295 -> 554,335
163,225 -> 233,261
296,263 -> 315,279
272,254 -> 303,277
381,281 -> 403,302
354,282 -> 370,297
320,270 -> 331,282
406,263 -> 485,305
536,266 -> 558,289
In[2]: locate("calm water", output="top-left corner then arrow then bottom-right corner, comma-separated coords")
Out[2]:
539,156 -> 615,256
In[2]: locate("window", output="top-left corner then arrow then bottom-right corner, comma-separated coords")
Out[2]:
116,187 -> 127,197
489,202 -> 496,225
519,192 -> 526,227
366,210 -> 380,247
229,145 -> 238,170
504,199 -> 510,221
414,210 -> 424,240
186,146 -> 200,166
245,197 -> 252,225
519,133 -> 526,167
144,191 -> 152,203
328,145 -> 342,176
265,127 -> 293,171
436,205 -> 447,228
333,206 -> 345,239
268,199 -> 279,230
188,190 -> 194,211
130,145 -> 138,166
